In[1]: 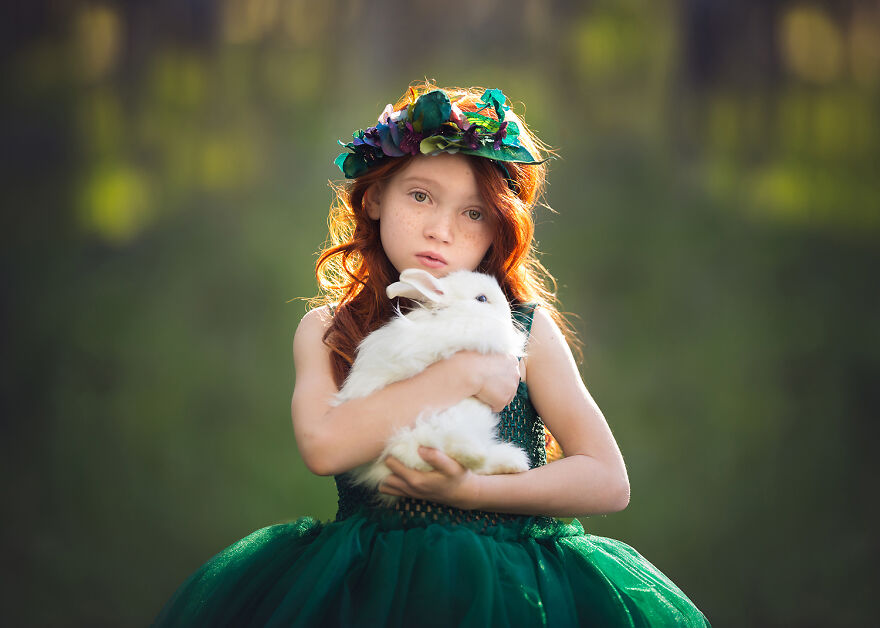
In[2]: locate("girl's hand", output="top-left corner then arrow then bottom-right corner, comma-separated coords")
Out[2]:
457,351 -> 521,412
379,447 -> 481,509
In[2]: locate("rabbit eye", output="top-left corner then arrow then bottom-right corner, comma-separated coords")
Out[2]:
475,294 -> 488,303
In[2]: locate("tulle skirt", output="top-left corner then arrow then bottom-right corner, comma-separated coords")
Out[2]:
153,511 -> 709,627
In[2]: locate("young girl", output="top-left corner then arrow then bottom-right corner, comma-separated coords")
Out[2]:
153,83 -> 710,627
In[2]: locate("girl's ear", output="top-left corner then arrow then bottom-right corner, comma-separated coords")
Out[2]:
365,184 -> 382,220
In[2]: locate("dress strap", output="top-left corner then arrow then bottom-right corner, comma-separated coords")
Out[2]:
511,302 -> 538,336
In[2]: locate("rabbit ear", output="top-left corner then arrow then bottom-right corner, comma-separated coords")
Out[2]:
386,269 -> 445,303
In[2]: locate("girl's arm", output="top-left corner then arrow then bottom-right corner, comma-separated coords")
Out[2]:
291,306 -> 520,477
380,307 -> 631,517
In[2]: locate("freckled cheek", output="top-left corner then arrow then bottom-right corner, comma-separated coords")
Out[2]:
397,208 -> 417,227
386,210 -> 418,235
461,226 -> 494,248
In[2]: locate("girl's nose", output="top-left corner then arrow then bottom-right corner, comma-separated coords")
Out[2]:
424,211 -> 454,243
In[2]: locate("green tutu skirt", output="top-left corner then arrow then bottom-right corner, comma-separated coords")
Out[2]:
152,507 -> 710,627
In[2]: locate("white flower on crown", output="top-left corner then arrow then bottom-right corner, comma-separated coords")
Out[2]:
378,104 -> 408,125
449,103 -> 471,131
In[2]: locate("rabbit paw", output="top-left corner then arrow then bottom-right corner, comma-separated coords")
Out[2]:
480,443 -> 530,474
442,441 -> 489,471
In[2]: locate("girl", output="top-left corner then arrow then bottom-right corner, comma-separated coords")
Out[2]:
153,83 -> 710,627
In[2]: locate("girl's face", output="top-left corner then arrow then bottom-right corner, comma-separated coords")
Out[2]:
366,153 -> 495,277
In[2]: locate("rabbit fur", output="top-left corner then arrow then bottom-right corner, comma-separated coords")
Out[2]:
334,268 -> 531,503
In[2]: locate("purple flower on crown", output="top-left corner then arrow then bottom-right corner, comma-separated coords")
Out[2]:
398,122 -> 424,155
385,118 -> 401,147
376,124 -> 405,156
375,104 -> 409,155
461,125 -> 481,150
363,126 -> 382,148
493,121 -> 508,150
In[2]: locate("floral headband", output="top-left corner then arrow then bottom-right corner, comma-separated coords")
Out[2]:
334,88 -> 545,181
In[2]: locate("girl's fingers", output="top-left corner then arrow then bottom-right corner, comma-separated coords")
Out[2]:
381,471 -> 409,491
384,456 -> 415,478
418,447 -> 461,475
384,450 -> 462,501
379,483 -> 406,496
387,452 -> 443,479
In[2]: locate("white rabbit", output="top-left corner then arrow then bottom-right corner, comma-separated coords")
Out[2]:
333,268 -> 531,504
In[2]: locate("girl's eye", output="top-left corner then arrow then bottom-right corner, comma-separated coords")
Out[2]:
466,209 -> 483,221
412,191 -> 428,202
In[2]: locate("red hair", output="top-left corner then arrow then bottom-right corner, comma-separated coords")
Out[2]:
313,82 -> 578,386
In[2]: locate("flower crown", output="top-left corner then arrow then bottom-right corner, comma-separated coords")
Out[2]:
334,88 -> 545,180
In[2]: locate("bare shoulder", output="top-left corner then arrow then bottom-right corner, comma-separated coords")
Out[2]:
293,305 -> 335,364
526,305 -> 572,361
294,306 -> 333,344
300,304 -> 334,330
520,305 -> 571,385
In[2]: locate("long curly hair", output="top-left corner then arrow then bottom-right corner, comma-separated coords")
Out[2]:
313,82 -> 578,386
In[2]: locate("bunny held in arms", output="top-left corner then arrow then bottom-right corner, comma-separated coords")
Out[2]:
153,83 -> 711,627
339,269 -> 530,501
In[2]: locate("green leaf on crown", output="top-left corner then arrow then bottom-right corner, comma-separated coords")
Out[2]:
411,90 -> 452,134
459,143 -> 544,164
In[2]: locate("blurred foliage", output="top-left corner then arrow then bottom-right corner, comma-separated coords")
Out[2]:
1,0 -> 878,626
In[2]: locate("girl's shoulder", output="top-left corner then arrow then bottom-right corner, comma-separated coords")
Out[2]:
519,303 -> 570,365
300,304 -> 334,328
293,305 -> 334,353
526,309 -> 584,402
528,305 -> 566,347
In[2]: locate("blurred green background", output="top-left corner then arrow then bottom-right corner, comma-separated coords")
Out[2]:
2,0 -> 878,625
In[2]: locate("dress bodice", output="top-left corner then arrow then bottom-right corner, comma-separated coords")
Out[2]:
333,303 -> 548,530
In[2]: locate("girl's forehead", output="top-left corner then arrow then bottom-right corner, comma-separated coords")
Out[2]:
392,154 -> 478,186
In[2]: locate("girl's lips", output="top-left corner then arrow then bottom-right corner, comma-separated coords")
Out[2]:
415,253 -> 447,268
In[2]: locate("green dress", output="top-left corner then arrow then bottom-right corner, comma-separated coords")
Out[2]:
153,304 -> 710,627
